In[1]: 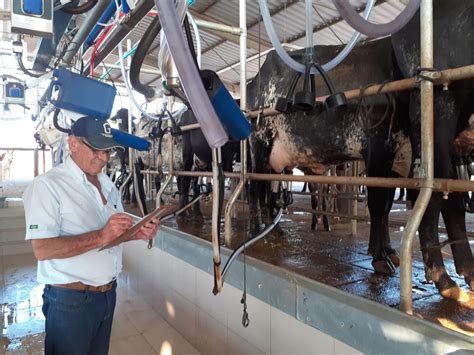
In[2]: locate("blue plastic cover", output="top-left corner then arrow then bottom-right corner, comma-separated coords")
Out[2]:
206,72 -> 252,141
47,69 -> 117,119
112,128 -> 150,151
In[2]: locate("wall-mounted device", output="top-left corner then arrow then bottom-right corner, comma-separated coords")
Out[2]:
0,81 -> 26,106
11,0 -> 53,38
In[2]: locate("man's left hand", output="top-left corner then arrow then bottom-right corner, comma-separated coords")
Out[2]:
133,218 -> 160,241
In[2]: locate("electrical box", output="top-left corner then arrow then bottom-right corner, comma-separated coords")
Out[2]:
11,0 -> 54,38
0,82 -> 26,106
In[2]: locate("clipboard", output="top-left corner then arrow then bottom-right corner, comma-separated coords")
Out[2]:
99,204 -> 177,251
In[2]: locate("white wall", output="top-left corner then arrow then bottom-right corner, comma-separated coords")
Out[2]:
122,240 -> 361,355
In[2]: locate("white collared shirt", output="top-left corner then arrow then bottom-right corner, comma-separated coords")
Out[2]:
23,156 -> 123,286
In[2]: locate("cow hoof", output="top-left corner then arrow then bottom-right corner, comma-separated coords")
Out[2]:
437,274 -> 470,302
372,260 -> 396,275
387,252 -> 400,267
439,285 -> 470,303
465,276 -> 474,291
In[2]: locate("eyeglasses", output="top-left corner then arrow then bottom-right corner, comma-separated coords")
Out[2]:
78,138 -> 115,155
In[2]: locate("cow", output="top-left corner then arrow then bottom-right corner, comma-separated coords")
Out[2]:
391,0 -> 474,298
179,109 -> 240,216
247,36 -> 411,277
247,0 -> 474,300
133,109 -> 239,216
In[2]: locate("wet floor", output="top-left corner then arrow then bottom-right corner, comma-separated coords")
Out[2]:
148,192 -> 474,337
0,253 -> 199,354
0,254 -> 45,354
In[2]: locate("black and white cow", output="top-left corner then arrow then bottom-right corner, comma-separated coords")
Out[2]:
248,36 -> 410,276
247,0 -> 474,299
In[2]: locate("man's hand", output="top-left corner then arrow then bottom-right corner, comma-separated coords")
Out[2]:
99,213 -> 134,245
133,218 -> 160,241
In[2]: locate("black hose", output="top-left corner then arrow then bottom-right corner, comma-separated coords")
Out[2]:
52,109 -> 71,134
16,53 -> 45,78
313,63 -> 336,95
129,16 -> 161,99
62,0 -> 98,14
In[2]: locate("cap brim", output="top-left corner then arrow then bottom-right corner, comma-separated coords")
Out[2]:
83,137 -> 125,151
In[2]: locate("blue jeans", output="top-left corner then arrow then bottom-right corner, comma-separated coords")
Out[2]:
42,282 -> 117,355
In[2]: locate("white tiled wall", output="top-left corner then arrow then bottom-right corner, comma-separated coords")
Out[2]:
122,241 -> 362,355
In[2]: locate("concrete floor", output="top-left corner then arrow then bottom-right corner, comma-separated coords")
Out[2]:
0,253 -> 199,354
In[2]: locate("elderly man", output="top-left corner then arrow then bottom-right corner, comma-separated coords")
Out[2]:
23,116 -> 158,355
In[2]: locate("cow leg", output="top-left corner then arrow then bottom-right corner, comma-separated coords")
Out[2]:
248,179 -> 266,233
411,90 -> 467,299
367,186 -> 398,275
442,192 -> 474,291
177,175 -> 191,212
322,184 -> 331,232
416,193 -> 469,300
192,175 -> 202,217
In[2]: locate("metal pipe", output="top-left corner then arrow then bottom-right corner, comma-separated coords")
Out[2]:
305,0 -> 313,50
155,119 -> 175,208
211,148 -> 223,294
170,170 -> 474,193
195,18 -> 241,35
155,175 -> 173,208
0,147 -> 50,151
83,0 -> 155,74
351,162 -> 358,236
118,173 -> 132,200
224,0 -> 248,247
62,0 -> 112,65
400,0 -> 434,314
180,123 -> 200,132
246,64 -> 474,119
103,63 -> 161,75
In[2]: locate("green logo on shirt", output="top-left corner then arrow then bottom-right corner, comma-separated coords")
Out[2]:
29,225 -> 38,229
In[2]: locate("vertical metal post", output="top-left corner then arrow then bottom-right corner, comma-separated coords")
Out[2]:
126,39 -> 138,214
400,0 -> 434,314
351,162 -> 358,236
305,0 -> 313,50
212,148 -> 223,293
224,0 -> 247,246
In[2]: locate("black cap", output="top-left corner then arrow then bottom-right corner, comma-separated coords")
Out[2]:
71,116 -> 124,151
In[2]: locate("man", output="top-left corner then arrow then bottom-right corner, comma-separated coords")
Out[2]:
23,116 -> 158,355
